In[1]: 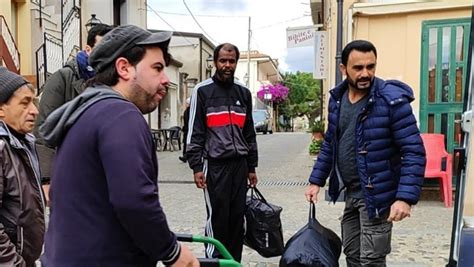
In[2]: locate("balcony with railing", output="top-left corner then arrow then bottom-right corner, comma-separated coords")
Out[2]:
0,15 -> 20,73
62,0 -> 80,64
34,0 -> 81,90
36,32 -> 63,90
62,14 -> 80,62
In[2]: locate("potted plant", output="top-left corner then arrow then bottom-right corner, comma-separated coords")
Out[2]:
310,120 -> 325,140
309,138 -> 323,155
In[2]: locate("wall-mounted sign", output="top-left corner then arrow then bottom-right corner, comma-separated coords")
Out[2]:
286,26 -> 315,48
314,31 -> 328,80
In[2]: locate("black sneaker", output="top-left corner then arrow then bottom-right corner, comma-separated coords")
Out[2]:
178,156 -> 187,163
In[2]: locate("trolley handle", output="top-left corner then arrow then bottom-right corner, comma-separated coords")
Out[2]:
176,233 -> 193,242
176,234 -> 233,259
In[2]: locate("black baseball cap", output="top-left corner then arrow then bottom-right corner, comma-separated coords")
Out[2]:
89,24 -> 172,72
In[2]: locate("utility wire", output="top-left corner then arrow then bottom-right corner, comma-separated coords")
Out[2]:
182,0 -> 219,44
146,3 -> 178,32
148,9 -> 248,18
151,8 -> 307,32
251,35 -> 260,51
146,3 -> 196,47
253,16 -> 308,30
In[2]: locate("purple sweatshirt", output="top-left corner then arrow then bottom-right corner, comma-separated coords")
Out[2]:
41,87 -> 179,266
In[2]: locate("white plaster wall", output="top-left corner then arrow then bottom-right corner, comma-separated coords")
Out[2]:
121,0 -> 146,27
80,0 -> 145,48
170,45 -> 200,80
147,64 -> 181,128
236,60 -> 259,108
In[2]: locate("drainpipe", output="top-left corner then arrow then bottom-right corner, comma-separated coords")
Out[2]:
335,0 -> 344,85
199,38 -> 203,82
247,16 -> 251,88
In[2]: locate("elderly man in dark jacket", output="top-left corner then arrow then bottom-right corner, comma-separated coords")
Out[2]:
305,40 -> 426,266
0,67 -> 45,267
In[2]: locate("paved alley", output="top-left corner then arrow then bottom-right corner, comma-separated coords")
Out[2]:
157,132 -> 454,267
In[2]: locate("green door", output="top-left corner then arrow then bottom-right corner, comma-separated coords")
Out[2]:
420,18 -> 470,154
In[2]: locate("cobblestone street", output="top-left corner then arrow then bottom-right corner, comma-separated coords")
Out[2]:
157,132 -> 454,267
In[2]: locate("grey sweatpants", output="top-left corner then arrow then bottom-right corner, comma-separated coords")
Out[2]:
341,197 -> 393,267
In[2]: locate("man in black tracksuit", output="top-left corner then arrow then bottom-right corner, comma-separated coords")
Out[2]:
186,43 -> 258,262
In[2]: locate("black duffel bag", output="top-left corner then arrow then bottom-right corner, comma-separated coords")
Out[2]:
280,202 -> 342,267
244,186 -> 284,257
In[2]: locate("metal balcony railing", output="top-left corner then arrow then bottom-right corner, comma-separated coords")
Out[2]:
34,0 -> 81,90
35,33 -> 63,91
44,33 -> 63,74
35,43 -> 46,92
62,0 -> 79,24
62,0 -> 81,64
62,16 -> 80,62
0,15 -> 20,72
30,0 -> 43,27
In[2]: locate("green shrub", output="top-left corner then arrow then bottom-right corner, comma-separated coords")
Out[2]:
309,139 -> 323,155
309,120 -> 325,133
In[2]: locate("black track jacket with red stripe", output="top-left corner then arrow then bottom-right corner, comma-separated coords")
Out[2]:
186,76 -> 258,174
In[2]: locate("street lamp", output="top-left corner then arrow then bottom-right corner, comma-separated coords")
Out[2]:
85,14 -> 102,32
206,55 -> 213,70
206,55 -> 213,78
185,78 -> 198,97
243,73 -> 249,87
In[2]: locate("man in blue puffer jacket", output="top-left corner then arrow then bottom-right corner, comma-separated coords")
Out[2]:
305,40 -> 426,266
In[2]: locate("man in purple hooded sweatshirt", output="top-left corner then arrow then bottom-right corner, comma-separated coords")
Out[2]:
39,25 -> 199,267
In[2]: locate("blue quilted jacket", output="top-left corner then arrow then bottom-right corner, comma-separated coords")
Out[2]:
309,77 -> 426,219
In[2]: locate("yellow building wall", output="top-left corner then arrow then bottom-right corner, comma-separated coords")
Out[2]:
325,0 -> 359,91
322,0 -> 364,123
353,8 -> 471,121
0,1 -> 13,25
0,1 -> 33,76
16,0 -> 32,75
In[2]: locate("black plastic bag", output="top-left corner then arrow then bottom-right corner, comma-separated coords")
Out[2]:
244,187 -> 284,257
280,202 -> 342,267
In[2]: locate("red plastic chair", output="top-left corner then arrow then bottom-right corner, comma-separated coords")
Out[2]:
421,133 -> 453,207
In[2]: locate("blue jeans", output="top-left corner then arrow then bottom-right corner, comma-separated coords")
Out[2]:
341,197 -> 392,267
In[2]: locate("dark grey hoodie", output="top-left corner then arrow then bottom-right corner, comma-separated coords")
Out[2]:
39,85 -> 125,147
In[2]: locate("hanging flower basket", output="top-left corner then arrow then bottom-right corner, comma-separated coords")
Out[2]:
256,83 -> 289,104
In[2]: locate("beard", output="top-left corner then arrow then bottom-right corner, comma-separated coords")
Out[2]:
129,82 -> 161,114
215,68 -> 235,83
346,73 -> 373,91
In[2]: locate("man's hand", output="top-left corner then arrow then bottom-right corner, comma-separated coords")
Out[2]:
248,172 -> 258,187
170,243 -> 200,267
305,184 -> 320,202
193,172 -> 206,189
387,200 -> 411,222
42,184 -> 50,207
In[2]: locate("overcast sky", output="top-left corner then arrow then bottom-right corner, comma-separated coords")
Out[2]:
146,0 -> 314,74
